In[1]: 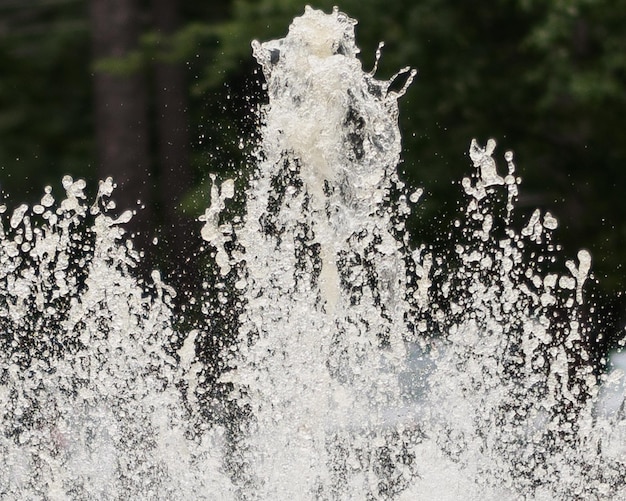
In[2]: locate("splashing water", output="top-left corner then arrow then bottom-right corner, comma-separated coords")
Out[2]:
0,176 -> 235,498
1,6 -> 625,500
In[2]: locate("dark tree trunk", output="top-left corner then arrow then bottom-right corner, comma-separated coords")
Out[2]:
90,0 -> 155,261
151,0 -> 199,287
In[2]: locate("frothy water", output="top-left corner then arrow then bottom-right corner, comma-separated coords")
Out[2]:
1,6 -> 625,500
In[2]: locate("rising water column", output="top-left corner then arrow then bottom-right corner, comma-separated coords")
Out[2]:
202,6 -> 421,499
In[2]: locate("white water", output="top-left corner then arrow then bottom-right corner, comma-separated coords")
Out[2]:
1,6 -> 625,500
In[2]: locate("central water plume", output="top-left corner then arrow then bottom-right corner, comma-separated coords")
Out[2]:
206,7 -> 420,498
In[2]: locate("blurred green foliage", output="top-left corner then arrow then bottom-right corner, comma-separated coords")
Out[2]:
1,0 -> 625,339
0,0 -> 92,198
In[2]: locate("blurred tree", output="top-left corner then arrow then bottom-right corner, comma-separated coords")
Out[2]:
89,0 -> 155,259
88,0 -> 235,286
88,0 -> 225,287
151,0 -> 197,278
0,0 -> 92,199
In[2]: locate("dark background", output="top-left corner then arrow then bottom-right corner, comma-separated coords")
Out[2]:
1,0 -> 625,358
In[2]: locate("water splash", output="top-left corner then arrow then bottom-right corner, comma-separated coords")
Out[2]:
0,177 -> 234,499
214,7 -> 419,498
1,6 -> 625,500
